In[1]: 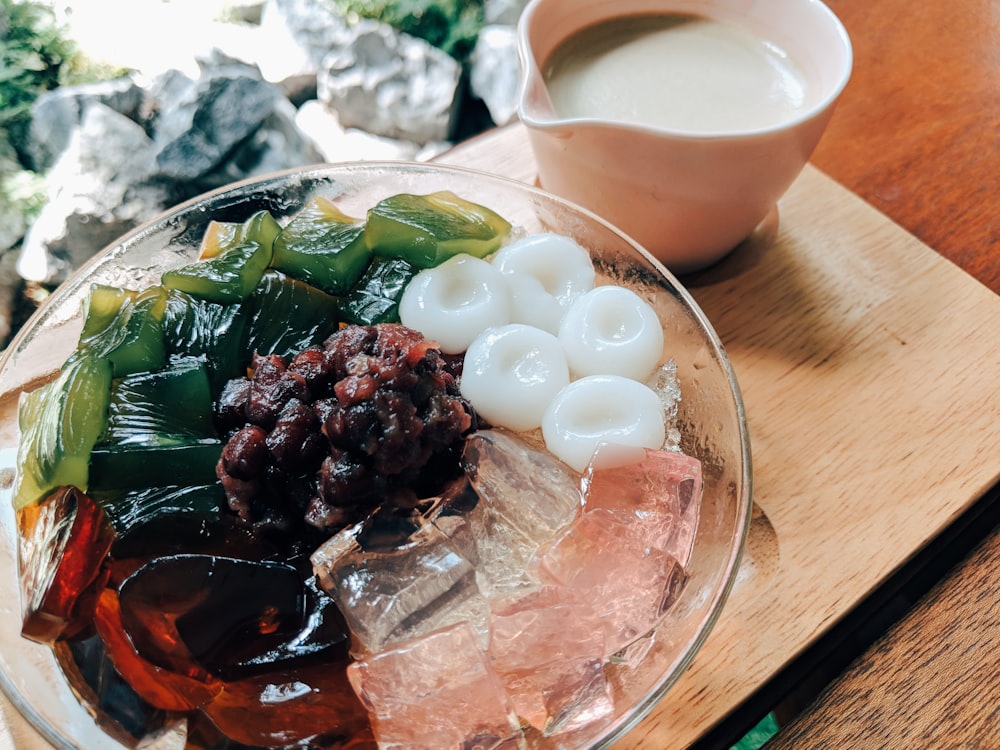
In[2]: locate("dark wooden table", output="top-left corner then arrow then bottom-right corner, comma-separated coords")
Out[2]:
767,530 -> 1000,747
763,0 -> 1000,745
810,0 -> 1000,293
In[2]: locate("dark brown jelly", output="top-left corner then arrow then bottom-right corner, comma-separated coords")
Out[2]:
18,486 -> 114,643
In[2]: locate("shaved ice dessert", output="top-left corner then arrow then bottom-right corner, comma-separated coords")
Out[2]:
11,189 -> 702,749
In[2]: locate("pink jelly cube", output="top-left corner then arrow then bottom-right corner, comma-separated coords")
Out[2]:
534,509 -> 688,656
347,621 -> 522,749
582,445 -> 702,566
489,587 -> 613,735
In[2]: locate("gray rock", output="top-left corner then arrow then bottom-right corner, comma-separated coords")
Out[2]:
317,20 -> 462,144
153,75 -> 285,183
294,99 -> 421,162
469,25 -> 521,126
139,68 -> 199,133
203,97 -> 324,185
27,77 -> 147,172
257,0 -> 354,102
144,53 -> 265,157
17,104 -> 165,284
196,47 -> 266,81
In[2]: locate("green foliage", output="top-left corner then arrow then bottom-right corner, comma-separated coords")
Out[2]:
0,0 -> 73,154
0,0 -> 119,159
331,0 -> 485,64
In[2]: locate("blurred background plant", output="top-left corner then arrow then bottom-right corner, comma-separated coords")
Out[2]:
332,0 -> 486,64
1,0 -> 121,158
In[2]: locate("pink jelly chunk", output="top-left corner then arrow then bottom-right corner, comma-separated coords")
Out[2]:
582,444 -> 703,566
489,587 -> 613,735
534,509 -> 688,656
347,621 -> 522,750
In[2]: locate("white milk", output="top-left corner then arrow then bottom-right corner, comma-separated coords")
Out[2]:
544,14 -> 812,133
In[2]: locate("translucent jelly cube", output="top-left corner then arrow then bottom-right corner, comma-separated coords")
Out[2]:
582,444 -> 702,566
461,429 -> 583,596
489,587 -> 613,735
348,621 -> 523,750
534,508 -> 688,656
311,515 -> 489,655
646,359 -> 683,449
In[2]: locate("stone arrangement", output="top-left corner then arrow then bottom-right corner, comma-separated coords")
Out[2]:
0,0 -> 528,346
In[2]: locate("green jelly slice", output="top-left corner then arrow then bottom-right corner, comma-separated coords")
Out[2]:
72,284 -> 168,377
161,210 -> 280,303
102,358 -> 217,447
162,288 -> 250,391
89,443 -> 222,493
92,483 -> 225,538
270,196 -> 372,295
243,270 -> 342,359
13,355 -> 113,509
365,191 -> 512,268
337,256 -> 419,326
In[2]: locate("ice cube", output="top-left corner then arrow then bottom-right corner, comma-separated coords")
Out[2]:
462,429 -> 582,535
534,508 -> 688,656
489,587 -> 613,735
582,444 -> 702,566
311,514 -> 489,655
461,429 -> 582,596
646,359 -> 682,449
348,621 -> 523,750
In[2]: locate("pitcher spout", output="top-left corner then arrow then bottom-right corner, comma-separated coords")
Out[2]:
515,11 -> 558,125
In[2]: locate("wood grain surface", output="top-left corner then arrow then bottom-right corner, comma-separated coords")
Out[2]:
812,0 -> 1000,294
767,529 -> 1000,748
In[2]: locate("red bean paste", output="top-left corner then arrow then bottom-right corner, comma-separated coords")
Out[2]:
214,323 -> 475,536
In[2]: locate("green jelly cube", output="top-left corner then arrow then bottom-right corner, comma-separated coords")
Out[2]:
243,270 -> 342,359
102,358 -> 217,447
73,284 -> 168,377
270,196 -> 372,295
161,210 -> 279,303
88,442 -> 223,493
162,289 -> 250,392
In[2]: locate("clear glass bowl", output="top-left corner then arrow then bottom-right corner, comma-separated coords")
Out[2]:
0,162 -> 752,749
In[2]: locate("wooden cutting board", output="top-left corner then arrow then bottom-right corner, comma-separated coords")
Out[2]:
438,123 -> 1000,747
1,123 -> 999,748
